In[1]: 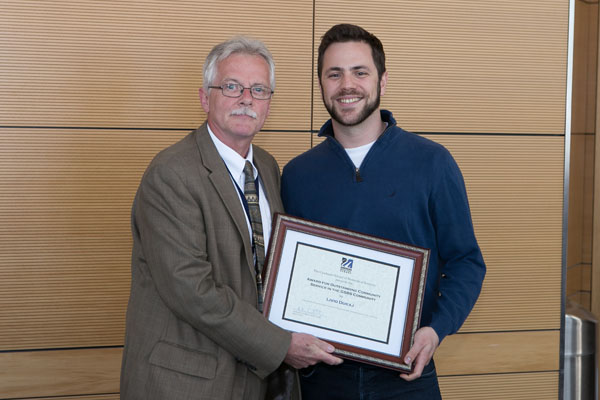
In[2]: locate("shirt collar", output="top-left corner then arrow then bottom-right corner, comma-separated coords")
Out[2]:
206,125 -> 256,185
318,109 -> 397,138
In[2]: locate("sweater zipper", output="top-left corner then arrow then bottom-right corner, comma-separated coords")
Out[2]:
355,167 -> 363,182
351,123 -> 390,184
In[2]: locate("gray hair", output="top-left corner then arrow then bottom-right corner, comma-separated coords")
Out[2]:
203,36 -> 276,91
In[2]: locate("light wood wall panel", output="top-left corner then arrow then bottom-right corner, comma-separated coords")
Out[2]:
0,0 -> 313,131
313,0 -> 568,134
253,131 -> 312,170
423,135 -> 564,332
2,333 -> 559,398
436,331 -> 559,376
439,372 -> 558,400
0,128 -> 187,350
0,348 -> 120,399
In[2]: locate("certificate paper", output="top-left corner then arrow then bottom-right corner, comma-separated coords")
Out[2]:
263,214 -> 430,372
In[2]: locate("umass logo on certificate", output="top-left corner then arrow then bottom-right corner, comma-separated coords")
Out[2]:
340,257 -> 353,273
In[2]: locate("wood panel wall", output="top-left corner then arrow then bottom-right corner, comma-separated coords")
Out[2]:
567,0 -> 597,310
594,3 -> 600,326
0,1 -> 571,398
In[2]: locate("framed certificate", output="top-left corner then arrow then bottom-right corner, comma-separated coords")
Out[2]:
262,213 -> 430,372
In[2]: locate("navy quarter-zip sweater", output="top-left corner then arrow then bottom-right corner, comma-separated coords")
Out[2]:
281,110 -> 486,343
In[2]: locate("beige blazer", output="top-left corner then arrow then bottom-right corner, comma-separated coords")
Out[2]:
120,123 -> 293,399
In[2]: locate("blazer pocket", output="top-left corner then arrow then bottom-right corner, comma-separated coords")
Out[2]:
149,341 -> 217,379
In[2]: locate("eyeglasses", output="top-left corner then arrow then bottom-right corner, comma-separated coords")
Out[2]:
208,82 -> 274,100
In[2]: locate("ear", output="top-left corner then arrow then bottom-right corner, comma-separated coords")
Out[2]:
199,87 -> 210,114
379,71 -> 388,97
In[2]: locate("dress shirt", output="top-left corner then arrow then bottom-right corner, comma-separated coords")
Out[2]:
207,126 -> 272,256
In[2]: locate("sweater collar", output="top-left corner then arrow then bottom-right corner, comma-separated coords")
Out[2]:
317,109 -> 397,140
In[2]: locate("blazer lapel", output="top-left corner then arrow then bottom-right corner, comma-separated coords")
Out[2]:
193,124 -> 255,275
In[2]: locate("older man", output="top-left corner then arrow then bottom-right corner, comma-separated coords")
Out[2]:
120,36 -> 341,400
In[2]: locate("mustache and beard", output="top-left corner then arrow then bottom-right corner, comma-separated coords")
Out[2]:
322,83 -> 381,127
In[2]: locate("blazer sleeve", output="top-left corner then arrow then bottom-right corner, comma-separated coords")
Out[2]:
133,159 -> 291,379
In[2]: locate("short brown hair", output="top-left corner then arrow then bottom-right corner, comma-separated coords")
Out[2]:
317,24 -> 386,82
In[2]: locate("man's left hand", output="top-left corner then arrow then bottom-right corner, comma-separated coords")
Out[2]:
399,327 -> 439,381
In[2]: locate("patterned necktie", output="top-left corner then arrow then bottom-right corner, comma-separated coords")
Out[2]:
243,161 -> 265,311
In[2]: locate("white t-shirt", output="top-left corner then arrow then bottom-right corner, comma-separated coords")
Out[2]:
345,140 -> 376,169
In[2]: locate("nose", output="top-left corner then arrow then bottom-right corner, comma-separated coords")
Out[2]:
239,87 -> 253,105
340,73 -> 355,89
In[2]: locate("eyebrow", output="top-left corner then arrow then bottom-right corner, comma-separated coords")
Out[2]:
221,78 -> 269,87
325,65 -> 371,73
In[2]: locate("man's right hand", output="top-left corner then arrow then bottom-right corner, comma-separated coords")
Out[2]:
284,332 -> 343,369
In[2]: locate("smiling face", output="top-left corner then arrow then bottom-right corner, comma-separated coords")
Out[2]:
200,53 -> 272,156
320,41 -> 387,127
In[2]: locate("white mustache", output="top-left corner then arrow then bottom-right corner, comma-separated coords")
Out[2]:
231,108 -> 257,119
